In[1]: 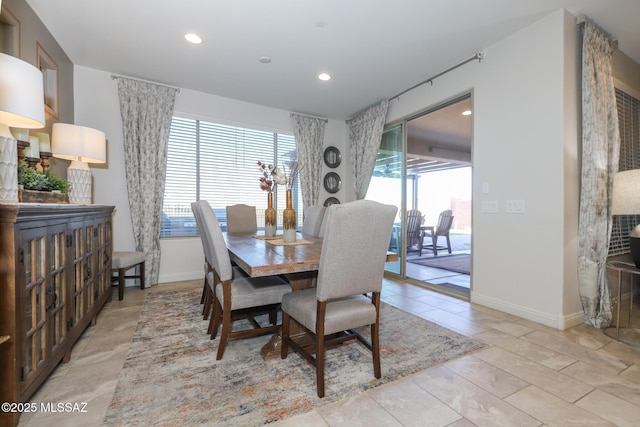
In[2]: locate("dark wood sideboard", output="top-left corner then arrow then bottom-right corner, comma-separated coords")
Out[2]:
0,204 -> 114,427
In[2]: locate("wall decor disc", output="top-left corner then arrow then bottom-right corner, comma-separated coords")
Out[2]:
323,197 -> 340,207
323,172 -> 341,193
323,146 -> 342,168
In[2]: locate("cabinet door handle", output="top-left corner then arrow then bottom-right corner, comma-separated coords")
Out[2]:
84,264 -> 92,283
46,287 -> 57,312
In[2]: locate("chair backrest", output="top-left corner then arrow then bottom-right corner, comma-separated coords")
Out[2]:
316,200 -> 397,301
225,204 -> 257,234
406,209 -> 423,237
194,200 -> 234,281
301,204 -> 326,237
435,209 -> 454,235
191,202 -> 212,267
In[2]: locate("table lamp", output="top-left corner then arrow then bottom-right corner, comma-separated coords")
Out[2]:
611,169 -> 640,268
51,123 -> 106,204
0,53 -> 45,202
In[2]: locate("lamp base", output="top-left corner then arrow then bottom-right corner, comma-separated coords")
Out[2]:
67,160 -> 92,204
0,135 -> 18,202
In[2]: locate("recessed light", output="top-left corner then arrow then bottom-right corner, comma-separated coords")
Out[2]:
462,110 -> 472,116
259,56 -> 272,64
318,73 -> 331,81
185,33 -> 203,44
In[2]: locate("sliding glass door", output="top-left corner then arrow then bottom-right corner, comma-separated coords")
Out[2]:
365,124 -> 404,275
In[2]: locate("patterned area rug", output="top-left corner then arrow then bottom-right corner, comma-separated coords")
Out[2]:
407,254 -> 471,275
104,287 -> 485,426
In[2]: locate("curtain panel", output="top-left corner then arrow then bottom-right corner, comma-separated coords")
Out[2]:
347,100 -> 389,200
117,77 -> 178,287
290,113 -> 327,210
577,16 -> 620,328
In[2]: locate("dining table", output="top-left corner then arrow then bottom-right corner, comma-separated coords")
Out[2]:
223,231 -> 398,359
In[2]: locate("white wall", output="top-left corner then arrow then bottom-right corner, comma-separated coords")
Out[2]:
74,9 -> 586,329
72,68 -> 350,283
387,9 -> 582,329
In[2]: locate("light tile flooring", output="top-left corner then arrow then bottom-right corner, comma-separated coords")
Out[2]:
17,278 -> 640,426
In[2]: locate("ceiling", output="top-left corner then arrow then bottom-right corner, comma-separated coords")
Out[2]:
24,0 -> 640,121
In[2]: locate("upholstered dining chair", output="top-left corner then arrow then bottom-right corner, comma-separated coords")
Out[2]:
280,199 -> 397,397
225,204 -> 257,234
421,209 -> 454,256
301,204 -> 326,237
191,203 -> 248,320
194,200 -> 291,360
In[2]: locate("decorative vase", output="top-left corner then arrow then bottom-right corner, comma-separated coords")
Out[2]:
283,189 -> 296,242
265,192 -> 276,237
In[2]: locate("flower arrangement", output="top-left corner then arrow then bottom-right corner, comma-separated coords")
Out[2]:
257,159 -> 300,192
257,161 -> 275,192
282,160 -> 300,190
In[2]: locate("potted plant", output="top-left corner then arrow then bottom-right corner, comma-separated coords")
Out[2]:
17,160 -> 69,203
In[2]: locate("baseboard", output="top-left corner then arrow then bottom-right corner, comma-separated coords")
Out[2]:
471,292 -> 576,330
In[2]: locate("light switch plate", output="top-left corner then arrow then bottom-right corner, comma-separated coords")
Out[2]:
482,200 -> 498,213
506,199 -> 525,214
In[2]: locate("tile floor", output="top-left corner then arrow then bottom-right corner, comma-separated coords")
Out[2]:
16,278 -> 640,427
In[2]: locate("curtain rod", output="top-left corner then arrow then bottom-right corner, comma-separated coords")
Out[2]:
389,51 -> 484,101
289,112 -> 328,122
111,74 -> 181,92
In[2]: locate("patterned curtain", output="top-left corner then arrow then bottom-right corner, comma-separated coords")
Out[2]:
347,100 -> 389,199
290,113 -> 326,210
116,78 -> 178,287
577,16 -> 620,328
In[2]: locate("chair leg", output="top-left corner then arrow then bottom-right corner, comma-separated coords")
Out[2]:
316,301 -> 326,398
203,285 -> 211,320
216,300 -> 232,360
209,293 -> 221,338
432,235 -> 438,256
139,261 -> 146,289
118,268 -> 125,301
200,277 -> 207,304
371,322 -> 381,379
446,235 -> 452,253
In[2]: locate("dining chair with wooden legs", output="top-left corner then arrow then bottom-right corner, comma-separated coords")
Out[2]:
194,200 -> 291,360
280,199 -> 397,397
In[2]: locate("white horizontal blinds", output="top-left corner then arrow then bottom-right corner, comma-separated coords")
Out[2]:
199,123 -> 275,228
161,116 -> 301,237
163,117 -> 198,236
610,88 -> 640,255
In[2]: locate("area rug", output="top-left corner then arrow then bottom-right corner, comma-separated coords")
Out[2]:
407,254 -> 471,275
104,287 -> 484,426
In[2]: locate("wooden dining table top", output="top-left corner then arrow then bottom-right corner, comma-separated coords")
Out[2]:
224,232 -> 323,278
223,232 -> 399,280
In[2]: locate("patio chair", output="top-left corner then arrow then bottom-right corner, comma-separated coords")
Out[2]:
406,209 -> 424,255
421,209 -> 454,256
280,200 -> 397,397
194,200 -> 291,360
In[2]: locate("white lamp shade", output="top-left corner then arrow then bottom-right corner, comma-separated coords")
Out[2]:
51,123 -> 106,164
0,53 -> 45,129
611,169 -> 640,215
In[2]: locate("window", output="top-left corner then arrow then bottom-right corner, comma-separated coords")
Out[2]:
610,88 -> 640,255
161,117 -> 303,237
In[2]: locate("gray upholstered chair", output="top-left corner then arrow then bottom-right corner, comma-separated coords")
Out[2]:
421,209 -> 454,256
225,204 -> 257,234
301,204 -> 326,237
194,200 -> 291,360
280,199 -> 397,397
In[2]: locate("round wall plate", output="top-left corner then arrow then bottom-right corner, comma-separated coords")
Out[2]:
323,146 -> 342,168
323,172 -> 341,193
323,197 -> 340,207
